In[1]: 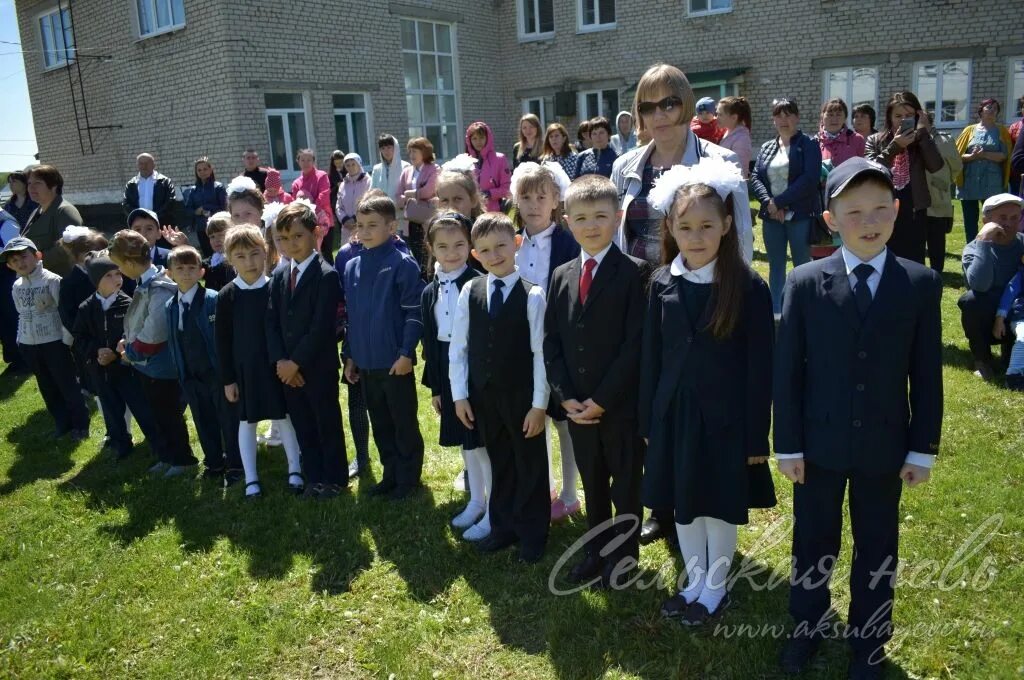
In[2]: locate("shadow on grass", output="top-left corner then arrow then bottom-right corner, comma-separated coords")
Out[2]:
0,369 -> 30,401
58,445 -> 373,595
0,409 -> 80,496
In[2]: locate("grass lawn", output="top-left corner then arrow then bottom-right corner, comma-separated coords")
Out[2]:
1,206 -> 1022,679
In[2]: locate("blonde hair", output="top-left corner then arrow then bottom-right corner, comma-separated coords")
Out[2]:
633,63 -> 696,135
223,224 -> 266,256
205,211 -> 233,237
517,113 -> 542,151
436,168 -> 484,220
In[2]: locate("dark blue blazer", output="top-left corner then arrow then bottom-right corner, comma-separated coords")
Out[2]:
773,249 -> 943,474
266,254 -> 341,375
165,286 -> 220,384
750,130 -> 822,220
545,225 -> 581,293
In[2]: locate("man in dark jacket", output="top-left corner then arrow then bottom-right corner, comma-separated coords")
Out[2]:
122,153 -> 178,227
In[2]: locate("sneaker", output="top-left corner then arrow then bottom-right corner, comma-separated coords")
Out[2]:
452,469 -> 467,492
451,503 -> 485,529
162,464 -> 194,479
147,461 -> 171,476
462,516 -> 491,542
551,498 -> 582,522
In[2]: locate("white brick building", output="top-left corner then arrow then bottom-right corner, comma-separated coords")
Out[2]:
15,0 -> 1024,224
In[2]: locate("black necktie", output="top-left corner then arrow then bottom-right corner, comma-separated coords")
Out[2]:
853,263 -> 874,316
181,300 -> 190,330
489,279 -> 505,319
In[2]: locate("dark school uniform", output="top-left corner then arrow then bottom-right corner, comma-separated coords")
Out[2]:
201,256 -> 235,292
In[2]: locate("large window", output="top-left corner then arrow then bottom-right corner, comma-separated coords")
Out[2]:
38,6 -> 75,69
333,94 -> 373,163
913,59 -> 971,127
402,18 -> 461,161
518,0 -> 554,40
522,97 -> 548,130
687,0 -> 731,17
578,0 -> 615,32
264,93 -> 309,174
578,88 -> 619,121
1009,57 -> 1024,124
824,67 -> 879,125
136,0 -> 185,38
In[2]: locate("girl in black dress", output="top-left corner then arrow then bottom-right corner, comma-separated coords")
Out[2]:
216,224 -> 304,499
420,212 -> 492,541
639,158 -> 776,625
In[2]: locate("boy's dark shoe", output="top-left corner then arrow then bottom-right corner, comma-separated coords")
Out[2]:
387,483 -> 422,501
973,359 -> 996,380
639,518 -> 664,545
302,483 -> 323,500
518,542 -> 545,564
568,554 -> 604,584
368,480 -> 397,497
224,469 -> 244,487
317,483 -> 346,501
476,533 -> 518,554
780,636 -> 821,675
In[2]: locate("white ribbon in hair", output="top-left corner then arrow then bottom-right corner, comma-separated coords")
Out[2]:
647,156 -> 746,215
61,225 -> 93,242
261,202 -> 287,230
226,175 -> 258,196
509,161 -> 572,199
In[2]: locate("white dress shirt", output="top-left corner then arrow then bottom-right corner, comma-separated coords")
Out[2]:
139,264 -> 158,285
96,290 -> 119,311
211,252 -> 225,267
775,246 -> 934,469
232,273 -> 268,290
515,223 -> 556,291
176,284 -> 199,331
434,264 -> 468,341
291,250 -> 319,287
580,243 -> 614,278
136,174 -> 156,211
449,266 -> 549,410
669,254 -> 716,283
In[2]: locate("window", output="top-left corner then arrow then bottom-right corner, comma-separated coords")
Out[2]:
401,18 -> 461,161
913,59 -> 971,127
687,0 -> 731,17
518,0 -> 554,40
38,6 -> 75,69
578,0 -> 615,32
522,97 -> 547,130
824,67 -> 878,125
333,94 -> 373,163
1009,57 -> 1024,125
578,88 -> 619,120
691,82 -> 739,103
264,93 -> 309,175
137,0 -> 185,38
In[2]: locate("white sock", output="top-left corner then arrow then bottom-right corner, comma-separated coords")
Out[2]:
275,416 -> 303,479
545,419 -> 557,494
464,447 -> 487,514
676,518 -> 708,604
239,421 -> 259,484
553,418 -> 579,505
471,446 -> 491,523
697,517 -> 737,613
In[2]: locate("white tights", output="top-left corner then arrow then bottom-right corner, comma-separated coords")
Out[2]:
545,418 -> 578,504
675,516 -> 739,612
239,416 -> 302,492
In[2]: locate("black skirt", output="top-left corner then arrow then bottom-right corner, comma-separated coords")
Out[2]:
436,340 -> 482,449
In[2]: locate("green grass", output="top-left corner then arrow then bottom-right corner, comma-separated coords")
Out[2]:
1,206 -> 1022,679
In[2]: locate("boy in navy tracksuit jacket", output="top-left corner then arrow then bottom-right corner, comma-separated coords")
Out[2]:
164,246 -> 242,483
342,193 -> 425,499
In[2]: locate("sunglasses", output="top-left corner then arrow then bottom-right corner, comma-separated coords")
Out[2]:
637,96 -> 683,116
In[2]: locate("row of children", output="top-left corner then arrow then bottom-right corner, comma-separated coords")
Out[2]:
3,144 -> 941,676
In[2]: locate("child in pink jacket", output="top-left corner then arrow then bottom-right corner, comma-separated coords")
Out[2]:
465,121 -> 511,213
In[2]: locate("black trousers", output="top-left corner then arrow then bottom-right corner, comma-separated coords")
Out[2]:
283,369 -> 347,486
888,186 -> 926,265
406,222 -> 428,279
958,289 -> 1014,364
567,418 -> 643,563
790,461 -> 902,654
182,373 -> 242,471
19,341 -> 89,432
361,370 -> 424,489
472,385 -> 549,549
136,372 -> 196,465
925,216 -> 951,273
94,367 -> 161,455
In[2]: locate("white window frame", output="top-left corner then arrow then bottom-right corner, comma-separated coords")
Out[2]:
577,0 -> 616,33
264,93 -> 312,181
687,0 -> 732,18
332,93 -> 375,163
912,59 -> 973,129
517,0 -> 555,42
578,88 -> 620,120
401,18 -> 463,162
522,97 -> 548,130
1007,56 -> 1024,125
822,66 -> 879,127
135,0 -> 186,40
37,5 -> 75,70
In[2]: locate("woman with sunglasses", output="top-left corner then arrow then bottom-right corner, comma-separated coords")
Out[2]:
612,63 -> 753,266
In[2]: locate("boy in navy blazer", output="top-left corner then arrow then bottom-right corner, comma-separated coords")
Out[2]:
774,158 -> 942,679
544,175 -> 649,588
266,202 -> 348,500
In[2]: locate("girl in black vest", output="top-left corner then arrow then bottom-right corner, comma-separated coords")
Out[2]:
420,212 -> 492,541
639,158 -> 776,625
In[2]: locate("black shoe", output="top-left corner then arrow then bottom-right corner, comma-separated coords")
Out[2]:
519,542 -> 545,564
639,518 -> 664,545
224,469 -> 244,487
660,593 -> 690,618
680,593 -> 730,626
302,483 -> 323,500
780,636 -> 821,675
287,472 -> 305,495
476,533 -> 518,554
387,483 -> 422,501
600,558 -> 638,590
244,481 -> 262,501
369,480 -> 397,497
848,651 -> 885,680
317,483 -> 346,500
202,466 -> 225,480
568,553 -> 604,584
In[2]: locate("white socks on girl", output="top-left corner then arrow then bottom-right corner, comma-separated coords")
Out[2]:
239,416 -> 302,496
455,447 -> 492,541
675,517 -> 739,613
546,418 -> 579,504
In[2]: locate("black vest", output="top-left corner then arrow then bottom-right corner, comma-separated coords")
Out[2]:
180,302 -> 212,378
467,277 -> 534,394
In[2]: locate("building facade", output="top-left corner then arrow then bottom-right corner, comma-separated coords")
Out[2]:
15,0 -> 1024,222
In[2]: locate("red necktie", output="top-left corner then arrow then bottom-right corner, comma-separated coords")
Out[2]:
579,258 -> 596,304
289,266 -> 298,291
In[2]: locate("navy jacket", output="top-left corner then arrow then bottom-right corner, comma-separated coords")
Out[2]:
773,249 -> 943,474
342,240 -> 424,370
750,131 -> 822,220
165,285 -> 220,384
266,253 -> 341,376
184,179 -> 227,231
574,146 -> 619,179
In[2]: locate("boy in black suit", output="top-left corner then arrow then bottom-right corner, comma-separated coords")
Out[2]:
450,212 -> 549,563
266,202 -> 348,500
200,212 -> 236,292
774,158 -> 942,679
544,174 -> 649,588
